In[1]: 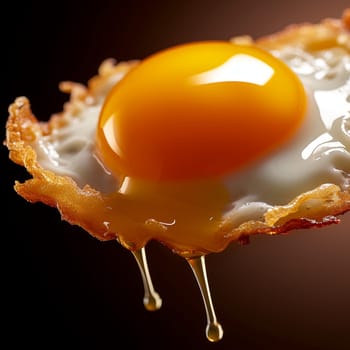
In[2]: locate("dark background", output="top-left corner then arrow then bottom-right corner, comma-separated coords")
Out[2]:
2,1 -> 350,349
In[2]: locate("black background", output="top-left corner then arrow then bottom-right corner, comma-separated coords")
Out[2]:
2,1 -> 350,349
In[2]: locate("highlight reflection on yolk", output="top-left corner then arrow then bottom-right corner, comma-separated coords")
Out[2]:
96,41 -> 307,181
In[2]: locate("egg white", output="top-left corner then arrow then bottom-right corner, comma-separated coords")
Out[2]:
33,45 -> 350,225
224,46 -> 350,206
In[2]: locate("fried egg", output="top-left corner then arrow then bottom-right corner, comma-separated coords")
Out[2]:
5,9 -> 350,342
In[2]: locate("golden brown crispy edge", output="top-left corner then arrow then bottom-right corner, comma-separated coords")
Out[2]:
5,9 -> 350,256
231,8 -> 350,51
5,62 -> 138,243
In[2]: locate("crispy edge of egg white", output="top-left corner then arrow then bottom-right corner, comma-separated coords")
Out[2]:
5,9 -> 350,256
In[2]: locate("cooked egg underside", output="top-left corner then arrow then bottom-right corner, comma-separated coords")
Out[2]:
6,12 -> 350,257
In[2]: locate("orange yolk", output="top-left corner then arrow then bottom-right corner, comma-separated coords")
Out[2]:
96,41 -> 307,182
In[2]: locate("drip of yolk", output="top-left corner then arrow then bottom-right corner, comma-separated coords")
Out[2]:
96,41 -> 307,182
104,177 -> 231,255
94,42 -> 307,341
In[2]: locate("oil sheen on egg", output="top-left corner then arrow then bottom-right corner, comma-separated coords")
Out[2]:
33,40 -> 350,255
31,40 -> 350,342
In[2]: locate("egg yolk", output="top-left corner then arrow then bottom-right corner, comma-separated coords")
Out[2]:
96,41 -> 306,181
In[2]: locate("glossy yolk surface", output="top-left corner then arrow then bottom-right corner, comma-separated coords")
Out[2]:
96,41 -> 307,182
